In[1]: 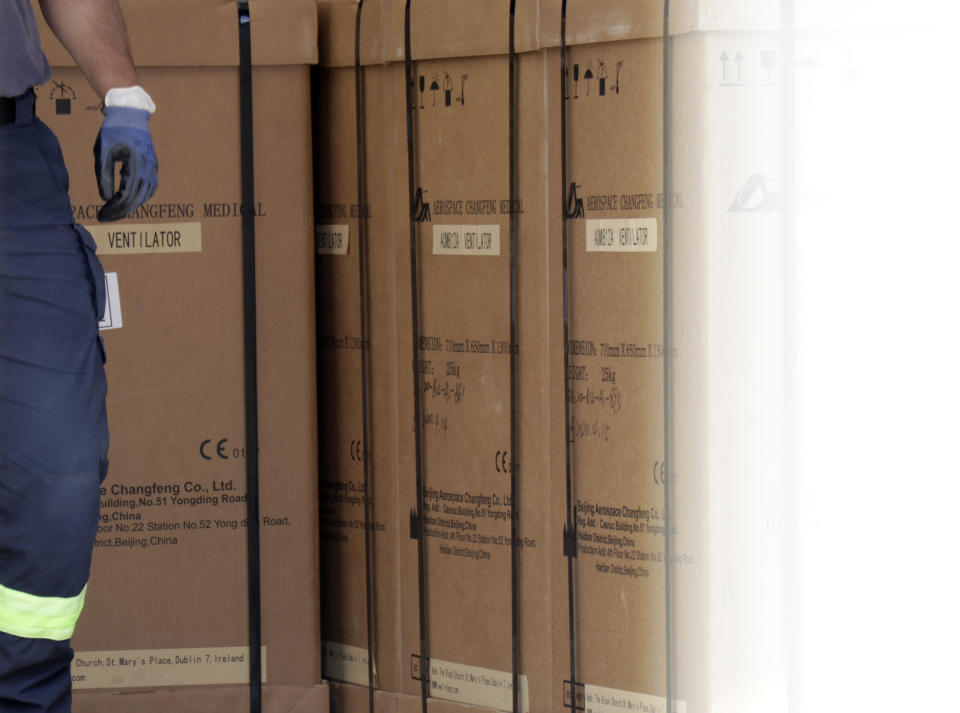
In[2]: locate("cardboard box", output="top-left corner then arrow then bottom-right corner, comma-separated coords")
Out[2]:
540,3 -> 786,713
32,0 -> 327,708
313,0 -> 410,697
540,6 -> 674,711
317,1 -> 560,710
388,2 -> 561,712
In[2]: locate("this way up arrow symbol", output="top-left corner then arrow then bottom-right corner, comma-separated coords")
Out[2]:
720,51 -> 729,82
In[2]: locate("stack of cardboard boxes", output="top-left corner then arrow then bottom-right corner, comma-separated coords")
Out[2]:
316,1 -> 784,712
28,0 -> 784,710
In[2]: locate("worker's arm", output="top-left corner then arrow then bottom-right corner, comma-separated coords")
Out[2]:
37,0 -> 137,99
37,0 -> 158,222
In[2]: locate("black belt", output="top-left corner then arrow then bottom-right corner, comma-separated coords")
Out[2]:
0,91 -> 36,125
0,97 -> 16,124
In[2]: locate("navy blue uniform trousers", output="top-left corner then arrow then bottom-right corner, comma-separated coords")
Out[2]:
0,91 -> 108,712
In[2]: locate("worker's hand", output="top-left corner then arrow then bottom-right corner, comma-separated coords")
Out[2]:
94,106 -> 158,222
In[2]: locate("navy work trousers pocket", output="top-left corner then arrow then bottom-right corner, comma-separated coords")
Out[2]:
1,117 -> 109,476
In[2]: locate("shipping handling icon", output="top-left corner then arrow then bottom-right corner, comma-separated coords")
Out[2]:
49,79 -> 77,114
729,174 -> 781,213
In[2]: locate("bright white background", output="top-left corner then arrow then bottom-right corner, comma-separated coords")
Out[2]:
794,2 -> 960,711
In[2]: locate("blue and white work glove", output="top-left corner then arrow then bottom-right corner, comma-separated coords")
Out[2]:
94,86 -> 158,223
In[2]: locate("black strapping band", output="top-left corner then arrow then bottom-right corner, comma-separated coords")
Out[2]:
354,3 -> 377,712
559,0 -> 580,708
507,3 -> 521,713
403,3 -> 430,713
309,62 -> 328,685
661,2 -> 676,712
237,2 -> 263,712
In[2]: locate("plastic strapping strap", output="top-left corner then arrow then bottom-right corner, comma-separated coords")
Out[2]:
507,3 -> 521,712
309,59 -> 330,687
309,62 -> 329,683
354,2 -> 377,711
661,3 -> 676,712
237,3 -> 263,712
404,3 -> 430,713
559,0 -> 580,708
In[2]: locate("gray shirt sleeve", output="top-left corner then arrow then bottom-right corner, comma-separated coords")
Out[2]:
1,0 -> 52,97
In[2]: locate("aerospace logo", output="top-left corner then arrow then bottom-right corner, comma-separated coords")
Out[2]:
729,174 -> 781,213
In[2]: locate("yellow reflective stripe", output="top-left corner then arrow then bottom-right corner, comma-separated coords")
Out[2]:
0,583 -> 87,641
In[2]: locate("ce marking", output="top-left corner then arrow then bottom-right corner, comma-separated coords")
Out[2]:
495,450 -> 511,474
653,460 -> 673,485
350,440 -> 366,462
200,438 -> 230,461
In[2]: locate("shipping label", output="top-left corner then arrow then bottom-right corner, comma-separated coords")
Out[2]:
428,658 -> 529,713
316,224 -> 350,255
585,218 -> 657,253
71,647 -> 266,689
322,641 -> 378,687
582,684 -> 686,713
433,225 -> 501,256
85,222 -> 202,255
